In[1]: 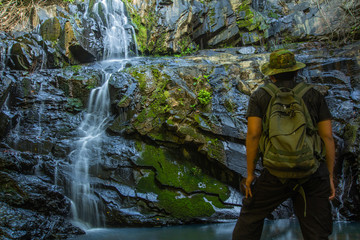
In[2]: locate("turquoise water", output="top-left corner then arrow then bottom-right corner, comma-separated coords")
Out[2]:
70,220 -> 360,240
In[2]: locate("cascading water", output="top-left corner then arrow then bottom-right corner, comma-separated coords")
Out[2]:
91,0 -> 137,59
0,44 -> 6,72
251,0 -> 266,12
69,0 -> 136,228
69,74 -> 112,227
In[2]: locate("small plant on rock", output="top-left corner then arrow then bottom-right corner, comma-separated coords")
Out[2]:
197,89 -> 212,105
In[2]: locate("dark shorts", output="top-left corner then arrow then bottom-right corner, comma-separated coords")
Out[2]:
232,162 -> 333,240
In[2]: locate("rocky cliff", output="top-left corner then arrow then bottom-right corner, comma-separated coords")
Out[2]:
0,0 -> 359,239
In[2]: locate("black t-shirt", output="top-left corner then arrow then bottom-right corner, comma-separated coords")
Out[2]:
246,80 -> 332,125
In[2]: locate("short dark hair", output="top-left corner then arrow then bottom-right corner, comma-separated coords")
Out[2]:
272,71 -> 297,81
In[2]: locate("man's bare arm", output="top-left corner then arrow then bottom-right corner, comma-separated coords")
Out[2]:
245,116 -> 262,198
318,120 -> 336,200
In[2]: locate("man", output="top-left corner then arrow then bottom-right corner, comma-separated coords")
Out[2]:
232,49 -> 336,240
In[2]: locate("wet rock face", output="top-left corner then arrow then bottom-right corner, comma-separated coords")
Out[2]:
126,0 -> 358,55
2,0 -> 357,70
0,42 -> 360,238
0,202 -> 84,239
110,43 -> 360,221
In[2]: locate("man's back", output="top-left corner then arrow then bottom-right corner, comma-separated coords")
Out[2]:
233,49 -> 335,240
246,79 -> 332,126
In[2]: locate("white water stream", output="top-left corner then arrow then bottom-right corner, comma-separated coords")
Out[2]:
92,0 -> 137,59
69,0 -> 136,227
69,73 -> 112,227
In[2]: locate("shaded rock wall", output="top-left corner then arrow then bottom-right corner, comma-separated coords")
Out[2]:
126,0 -> 360,55
1,41 -> 360,238
0,0 -> 360,238
1,0 -> 358,70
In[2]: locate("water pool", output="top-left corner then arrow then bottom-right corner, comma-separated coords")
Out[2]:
69,220 -> 360,240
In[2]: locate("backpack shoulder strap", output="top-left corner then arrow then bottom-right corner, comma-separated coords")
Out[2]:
293,82 -> 316,130
260,82 -> 279,98
260,83 -> 280,134
293,82 -> 313,98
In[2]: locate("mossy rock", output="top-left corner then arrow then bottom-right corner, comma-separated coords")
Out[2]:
135,143 -> 231,220
65,98 -> 84,113
40,17 -> 61,42
56,71 -> 100,103
10,43 -> 31,70
127,66 -> 171,134
177,124 -> 206,144
124,1 -> 158,55
199,137 -> 227,165
135,143 -> 230,200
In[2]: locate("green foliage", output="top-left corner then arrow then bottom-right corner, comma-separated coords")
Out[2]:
71,65 -> 82,74
66,98 -> 83,112
85,79 -> 97,89
175,37 -> 199,57
197,89 -> 212,105
193,75 -> 210,86
190,166 -> 202,176
63,0 -> 75,3
268,11 -> 279,19
128,66 -> 171,130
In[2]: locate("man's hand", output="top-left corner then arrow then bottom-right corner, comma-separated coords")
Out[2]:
329,176 -> 335,200
245,174 -> 255,198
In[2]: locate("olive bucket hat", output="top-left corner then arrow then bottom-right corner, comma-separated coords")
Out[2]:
260,49 -> 306,76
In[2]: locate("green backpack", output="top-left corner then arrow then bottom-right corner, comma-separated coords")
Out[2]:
259,82 -> 325,179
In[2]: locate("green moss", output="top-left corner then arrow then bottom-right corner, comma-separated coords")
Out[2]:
135,143 -> 231,219
151,68 -> 161,79
240,31 -> 262,45
129,69 -> 147,91
200,137 -> 227,167
124,2 -> 159,54
129,66 -> 171,131
85,77 -> 98,89
118,95 -> 131,108
40,17 -> 61,42
268,11 -> 279,19
88,0 -> 96,12
209,8 -> 216,26
66,98 -> 83,111
343,123 -> 359,147
137,172 -> 216,219
236,1 -> 263,32
193,114 -> 212,131
137,170 -> 159,193
224,98 -> 236,113
176,36 -> 198,56
136,144 -> 229,200
158,191 -> 215,219
178,125 -> 197,139
166,118 -> 175,125
71,65 -> 82,74
152,33 -> 168,55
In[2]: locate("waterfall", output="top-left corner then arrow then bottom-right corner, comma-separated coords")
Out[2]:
68,60 -> 129,227
37,82 -> 45,138
91,0 -> 138,59
69,70 -> 113,227
251,0 -> 266,11
69,0 -> 135,228
0,41 -> 10,75
0,43 -> 5,72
